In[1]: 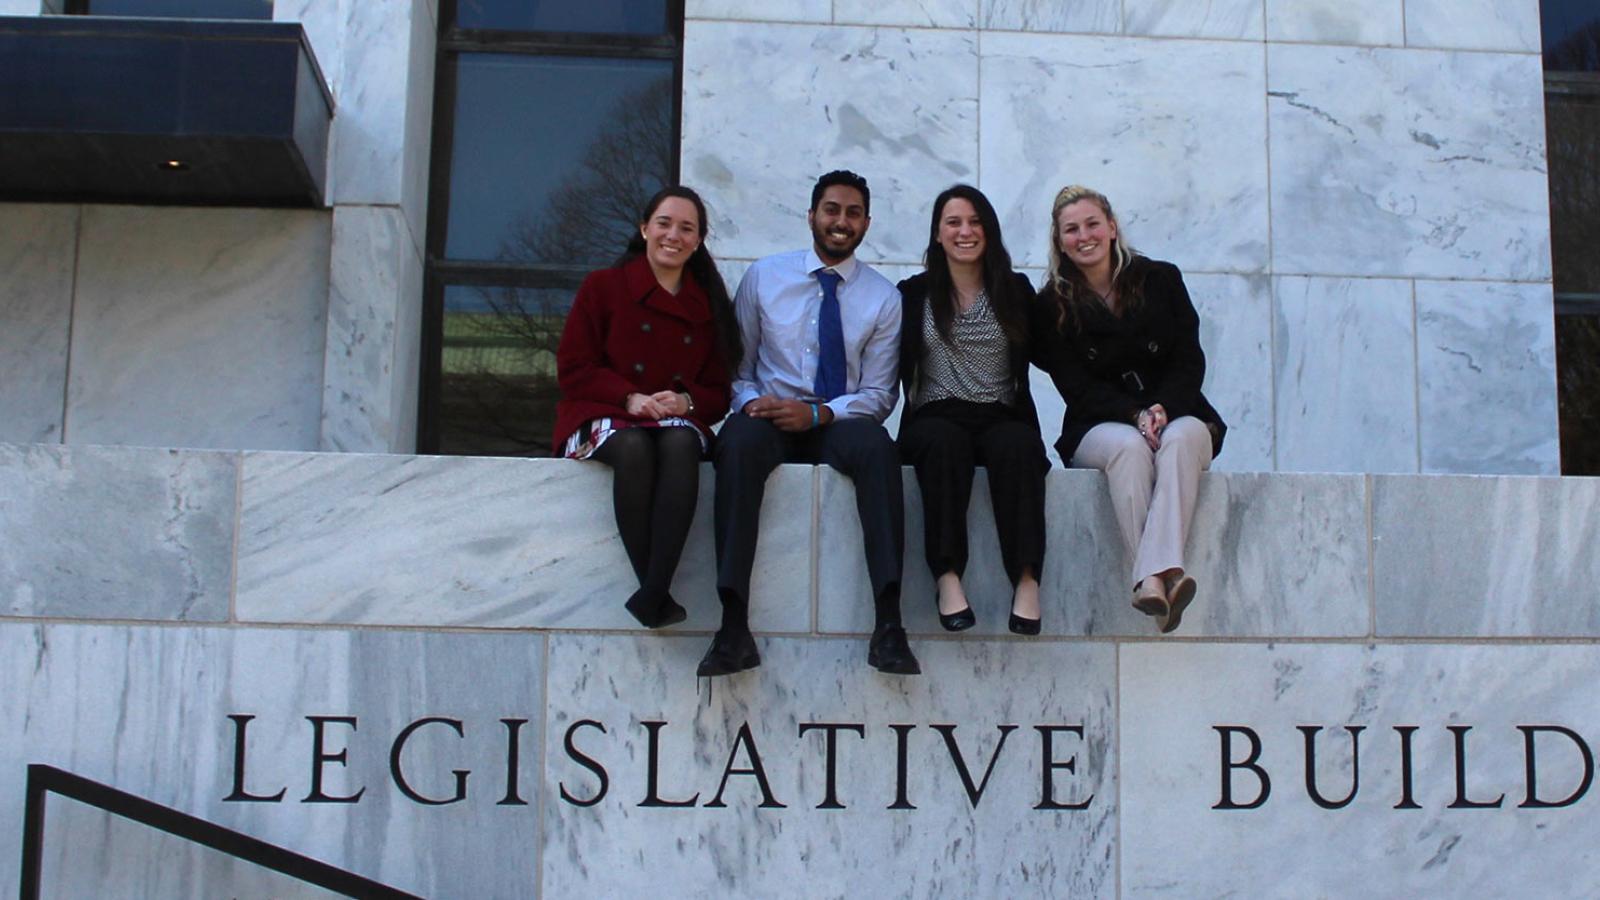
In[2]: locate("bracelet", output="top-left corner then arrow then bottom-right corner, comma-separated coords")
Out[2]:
680,391 -> 695,415
810,403 -> 820,428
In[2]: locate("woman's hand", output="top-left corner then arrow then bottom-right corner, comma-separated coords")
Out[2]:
649,390 -> 691,417
1136,404 -> 1167,451
625,392 -> 669,420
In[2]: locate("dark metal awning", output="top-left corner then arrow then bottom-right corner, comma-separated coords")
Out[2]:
0,15 -> 334,207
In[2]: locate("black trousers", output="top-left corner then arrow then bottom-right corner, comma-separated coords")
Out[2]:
714,413 -> 904,610
899,399 -> 1047,585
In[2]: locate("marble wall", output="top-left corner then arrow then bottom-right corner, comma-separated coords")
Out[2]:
682,0 -> 1559,476
4,447 -> 1600,896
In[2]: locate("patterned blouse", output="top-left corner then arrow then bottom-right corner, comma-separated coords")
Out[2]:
913,290 -> 1015,410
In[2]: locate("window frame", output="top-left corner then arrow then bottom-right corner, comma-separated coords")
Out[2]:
418,0 -> 686,454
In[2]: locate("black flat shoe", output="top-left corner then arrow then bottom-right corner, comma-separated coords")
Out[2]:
1008,613 -> 1041,636
938,598 -> 976,632
696,627 -> 760,677
868,623 -> 921,675
624,589 -> 686,629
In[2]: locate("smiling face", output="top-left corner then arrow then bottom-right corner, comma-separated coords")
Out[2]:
936,197 -> 986,267
1055,198 -> 1118,276
640,196 -> 703,274
808,185 -> 870,264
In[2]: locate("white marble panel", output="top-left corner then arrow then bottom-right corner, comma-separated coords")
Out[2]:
980,32 -> 1268,273
0,204 -> 74,443
1405,0 -> 1542,52
1265,0 -> 1403,45
236,454 -> 812,632
0,444 -> 236,622
820,469 -> 1369,638
1273,276 -> 1417,473
1123,0 -> 1264,39
1188,272 -> 1273,472
982,0 -> 1119,34
321,206 -> 422,454
67,206 -> 329,451
1123,643 -> 1600,895
685,0 -> 830,22
0,0 -> 43,12
833,0 -> 975,28
1373,475 -> 1600,637
399,0 -> 435,256
0,623 -> 542,899
682,21 -> 978,265
1415,281 -> 1558,475
543,633 -> 1115,896
330,0 -> 431,222
1267,44 -> 1551,281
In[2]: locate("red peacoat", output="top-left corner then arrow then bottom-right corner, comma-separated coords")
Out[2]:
552,254 -> 732,451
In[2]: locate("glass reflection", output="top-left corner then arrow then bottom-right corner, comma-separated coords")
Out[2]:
454,0 -> 668,34
85,0 -> 273,18
443,54 -> 673,265
1543,0 -> 1600,70
440,283 -> 583,455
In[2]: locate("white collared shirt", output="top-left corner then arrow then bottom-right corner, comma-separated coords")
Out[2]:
730,248 -> 901,422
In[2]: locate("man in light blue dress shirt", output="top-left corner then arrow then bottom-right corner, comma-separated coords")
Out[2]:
699,170 -> 920,677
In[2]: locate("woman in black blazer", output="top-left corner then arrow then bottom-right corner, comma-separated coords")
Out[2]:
898,184 -> 1050,635
1037,185 -> 1226,634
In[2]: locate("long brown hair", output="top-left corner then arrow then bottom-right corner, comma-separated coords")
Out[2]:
619,185 -> 742,372
1045,185 -> 1146,332
922,184 -> 1027,344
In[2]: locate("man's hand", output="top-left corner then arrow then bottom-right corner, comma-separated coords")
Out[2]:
744,396 -> 826,432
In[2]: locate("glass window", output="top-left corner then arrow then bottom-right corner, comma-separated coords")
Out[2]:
1542,0 -> 1599,71
453,0 -> 668,35
73,0 -> 273,18
422,1 -> 683,456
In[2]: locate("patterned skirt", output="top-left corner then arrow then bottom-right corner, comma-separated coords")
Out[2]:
562,417 -> 708,460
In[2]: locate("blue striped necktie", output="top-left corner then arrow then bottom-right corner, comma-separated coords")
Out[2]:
814,269 -> 846,400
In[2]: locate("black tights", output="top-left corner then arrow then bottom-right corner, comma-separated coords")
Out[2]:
591,426 -> 703,598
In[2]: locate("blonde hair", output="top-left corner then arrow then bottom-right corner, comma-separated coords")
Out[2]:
1046,185 -> 1136,298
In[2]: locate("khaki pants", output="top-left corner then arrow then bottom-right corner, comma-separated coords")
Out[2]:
1070,416 -> 1212,588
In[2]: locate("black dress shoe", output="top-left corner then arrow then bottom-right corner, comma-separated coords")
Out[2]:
868,623 -> 921,675
1008,613 -> 1042,636
696,627 -> 760,677
624,589 -> 686,629
938,598 -> 976,633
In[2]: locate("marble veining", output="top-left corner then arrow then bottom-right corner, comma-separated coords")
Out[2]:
833,0 -> 975,28
1265,0 -> 1404,45
543,633 -> 1116,897
236,454 -> 812,632
982,0 -> 1120,34
0,204 -> 75,444
1267,44 -> 1551,281
979,32 -> 1269,273
1123,642 -> 1600,895
682,21 -> 978,264
1272,276 -> 1418,473
0,444 -> 237,622
329,0 -> 419,209
1414,281 -> 1558,475
66,206 -> 329,451
0,623 -> 542,899
1187,272 -> 1273,472
1373,475 -> 1600,637
1123,0 -> 1264,39
685,0 -> 830,22
1404,0 -> 1543,52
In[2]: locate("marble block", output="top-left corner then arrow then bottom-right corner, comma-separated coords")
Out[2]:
1415,281 -> 1558,475
980,32 -> 1268,273
685,0 -> 830,22
399,0 -> 436,255
236,454 -> 813,632
543,634 -> 1116,897
0,444 -> 236,622
1188,272 -> 1273,472
1123,0 -> 1264,40
1372,475 -> 1600,637
1122,643 -> 1600,896
819,469 -> 1369,638
1267,44 -> 1550,281
1264,0 -> 1404,45
1273,276 -> 1417,474
0,623 -> 543,899
682,20 -> 978,265
0,203 -> 75,444
982,0 -> 1120,34
1404,0 -> 1542,52
67,206 -> 330,452
0,0 -> 43,13
321,206 -> 424,454
833,0 -> 975,28
330,0 -> 431,227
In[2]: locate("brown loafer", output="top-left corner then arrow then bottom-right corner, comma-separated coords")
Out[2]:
1160,573 -> 1197,634
1132,580 -> 1168,618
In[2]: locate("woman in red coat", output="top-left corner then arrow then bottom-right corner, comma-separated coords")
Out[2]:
553,186 -> 741,628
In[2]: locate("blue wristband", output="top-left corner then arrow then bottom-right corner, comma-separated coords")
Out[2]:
810,403 -> 820,428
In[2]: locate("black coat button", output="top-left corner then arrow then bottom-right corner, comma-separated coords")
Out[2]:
1147,341 -> 1159,353
633,363 -> 645,373
1086,347 -> 1098,361
683,335 -> 692,344
641,323 -> 652,333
